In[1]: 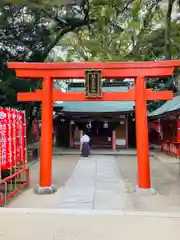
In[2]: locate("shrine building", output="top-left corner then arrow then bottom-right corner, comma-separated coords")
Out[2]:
53,80 -> 136,150
149,93 -> 180,156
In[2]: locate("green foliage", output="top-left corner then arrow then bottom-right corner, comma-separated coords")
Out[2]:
58,0 -> 180,63
57,0 -> 180,112
1,0 -> 180,115
0,0 -> 66,8
0,0 -> 91,138
0,1 -> 91,107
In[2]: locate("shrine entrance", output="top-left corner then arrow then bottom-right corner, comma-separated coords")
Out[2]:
8,60 -> 180,194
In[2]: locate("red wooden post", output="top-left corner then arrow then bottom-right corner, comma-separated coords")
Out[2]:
177,116 -> 180,142
69,121 -> 73,147
135,76 -> 150,189
126,117 -> 128,148
36,77 -> 56,194
176,116 -> 180,157
112,130 -> 116,151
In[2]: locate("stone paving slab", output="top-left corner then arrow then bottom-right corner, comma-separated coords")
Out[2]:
59,155 -> 127,210
0,210 -> 180,240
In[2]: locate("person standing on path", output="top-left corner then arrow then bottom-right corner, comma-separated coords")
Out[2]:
80,132 -> 90,157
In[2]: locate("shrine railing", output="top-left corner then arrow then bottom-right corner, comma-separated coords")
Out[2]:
161,140 -> 180,157
0,167 -> 30,206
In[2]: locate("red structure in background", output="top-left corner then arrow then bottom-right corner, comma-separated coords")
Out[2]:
0,108 -> 29,205
149,100 -> 180,157
8,60 -> 180,194
149,121 -> 161,145
160,116 -> 180,157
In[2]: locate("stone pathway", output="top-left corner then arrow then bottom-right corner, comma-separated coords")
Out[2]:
59,155 -> 129,210
53,147 -> 137,155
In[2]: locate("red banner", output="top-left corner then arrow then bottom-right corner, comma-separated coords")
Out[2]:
16,110 -> 21,164
0,108 -> 27,170
19,111 -> 26,164
8,108 -> 13,169
11,109 -> 16,166
0,109 -> 9,170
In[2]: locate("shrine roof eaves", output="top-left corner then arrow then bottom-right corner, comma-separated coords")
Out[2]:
54,86 -> 134,113
148,95 -> 180,118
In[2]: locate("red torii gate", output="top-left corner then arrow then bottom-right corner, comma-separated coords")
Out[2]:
8,60 -> 180,194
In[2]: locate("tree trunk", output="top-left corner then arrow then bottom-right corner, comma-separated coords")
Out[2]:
165,0 -> 176,60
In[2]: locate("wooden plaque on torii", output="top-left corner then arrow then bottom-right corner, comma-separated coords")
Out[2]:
85,70 -> 102,98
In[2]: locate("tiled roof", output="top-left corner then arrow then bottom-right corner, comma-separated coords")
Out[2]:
54,86 -> 134,113
148,95 -> 180,117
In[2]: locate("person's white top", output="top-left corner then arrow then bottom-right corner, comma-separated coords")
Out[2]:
81,134 -> 90,144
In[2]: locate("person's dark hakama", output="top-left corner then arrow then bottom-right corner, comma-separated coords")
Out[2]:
81,142 -> 90,157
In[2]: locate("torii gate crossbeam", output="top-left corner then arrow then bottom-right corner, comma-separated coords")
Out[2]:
8,60 -> 180,194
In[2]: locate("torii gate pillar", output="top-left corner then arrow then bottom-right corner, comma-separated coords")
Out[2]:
37,77 -> 55,193
8,60 -> 180,194
135,76 -> 150,189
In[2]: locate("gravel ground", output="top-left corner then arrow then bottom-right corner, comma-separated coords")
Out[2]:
115,155 -> 180,212
7,155 -> 79,208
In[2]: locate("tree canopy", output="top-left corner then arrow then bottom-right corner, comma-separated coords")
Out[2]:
0,0 -> 91,106
0,0 -> 180,130
0,0 -> 92,138
55,0 -> 180,111
59,0 -> 180,62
